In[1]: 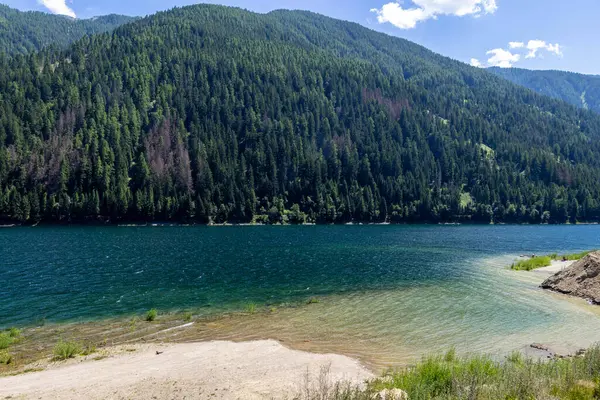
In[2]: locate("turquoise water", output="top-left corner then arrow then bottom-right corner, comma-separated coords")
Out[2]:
1,225 -> 600,365
1,225 -> 598,326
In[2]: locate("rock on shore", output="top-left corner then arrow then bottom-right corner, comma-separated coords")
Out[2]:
541,252 -> 600,304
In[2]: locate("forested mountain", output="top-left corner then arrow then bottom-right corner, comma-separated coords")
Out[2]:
0,4 -> 135,56
2,5 -> 600,225
489,67 -> 600,114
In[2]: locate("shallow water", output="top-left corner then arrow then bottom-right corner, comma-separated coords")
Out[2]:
1,225 -> 600,368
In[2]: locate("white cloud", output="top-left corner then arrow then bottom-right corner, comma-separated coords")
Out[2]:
471,39 -> 563,68
525,39 -> 562,58
370,3 -> 429,29
547,43 -> 562,56
38,0 -> 76,18
470,58 -> 482,67
486,48 -> 520,68
525,40 -> 546,58
371,0 -> 498,29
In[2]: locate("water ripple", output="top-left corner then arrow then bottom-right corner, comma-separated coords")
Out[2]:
1,225 -> 599,368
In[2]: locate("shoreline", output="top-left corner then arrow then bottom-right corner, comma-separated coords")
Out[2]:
517,257 -> 599,307
2,253 -> 599,398
531,259 -> 576,275
3,221 -> 600,228
0,340 -> 373,400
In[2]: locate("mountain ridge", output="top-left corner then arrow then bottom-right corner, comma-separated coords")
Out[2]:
489,66 -> 600,113
1,4 -> 600,224
0,4 -> 136,56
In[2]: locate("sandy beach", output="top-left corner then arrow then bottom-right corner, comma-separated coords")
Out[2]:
0,340 -> 373,400
530,259 -> 576,275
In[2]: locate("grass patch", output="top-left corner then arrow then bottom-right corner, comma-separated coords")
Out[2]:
8,327 -> 21,338
129,316 -> 140,332
369,344 -> 600,400
245,303 -> 258,314
479,143 -> 495,159
551,250 -> 596,261
295,364 -> 371,400
0,328 -> 21,350
53,340 -> 82,361
183,312 -> 193,322
0,327 -> 22,350
307,297 -> 320,305
512,250 -> 596,271
293,344 -> 600,399
511,256 -> 552,271
145,308 -> 158,322
0,351 -> 12,365
460,192 -> 473,208
81,342 -> 97,356
0,333 -> 13,350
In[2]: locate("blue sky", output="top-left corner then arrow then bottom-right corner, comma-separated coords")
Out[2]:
7,0 -> 599,75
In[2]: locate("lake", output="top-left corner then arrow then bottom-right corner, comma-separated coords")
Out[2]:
1,225 -> 600,367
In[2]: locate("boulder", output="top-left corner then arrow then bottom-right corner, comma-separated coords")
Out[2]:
541,252 -> 600,304
530,343 -> 550,352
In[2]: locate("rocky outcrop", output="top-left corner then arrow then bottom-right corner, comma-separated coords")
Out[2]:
529,343 -> 585,359
541,252 -> 600,304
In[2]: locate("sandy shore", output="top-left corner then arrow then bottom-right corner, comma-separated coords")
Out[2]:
0,340 -> 373,400
531,259 -> 576,275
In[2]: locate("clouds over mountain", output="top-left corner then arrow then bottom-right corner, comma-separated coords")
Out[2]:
38,0 -> 76,18
471,39 -> 562,68
371,0 -> 497,29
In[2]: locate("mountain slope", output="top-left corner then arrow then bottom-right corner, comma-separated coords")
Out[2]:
1,5 -> 600,224
489,67 -> 600,114
0,4 -> 136,56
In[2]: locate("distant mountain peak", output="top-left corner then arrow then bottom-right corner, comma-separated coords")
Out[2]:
0,4 -> 136,56
489,67 -> 600,114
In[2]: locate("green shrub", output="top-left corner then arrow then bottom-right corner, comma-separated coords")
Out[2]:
443,348 -> 456,362
129,316 -> 140,332
0,350 -> 12,365
145,308 -> 158,322
53,341 -> 82,360
558,250 -> 596,261
506,350 -> 524,365
245,303 -> 257,314
0,332 -> 14,350
8,327 -> 21,338
183,312 -> 193,322
582,345 -> 600,377
0,327 -> 22,351
370,344 -> 600,400
511,256 -> 552,271
307,297 -> 320,305
513,250 -> 596,271
556,383 -> 596,400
